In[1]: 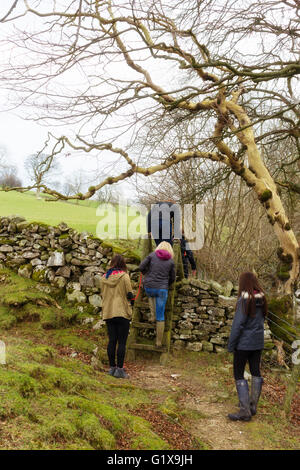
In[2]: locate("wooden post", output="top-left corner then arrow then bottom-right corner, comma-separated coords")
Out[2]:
127,236 -> 152,361
127,237 -> 184,365
160,239 -> 183,365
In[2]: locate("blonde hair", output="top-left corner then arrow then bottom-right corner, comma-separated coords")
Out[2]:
155,241 -> 174,258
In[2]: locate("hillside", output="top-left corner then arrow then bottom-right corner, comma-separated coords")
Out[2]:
0,191 -> 102,235
0,191 -> 142,254
0,266 -> 299,450
0,191 -> 116,235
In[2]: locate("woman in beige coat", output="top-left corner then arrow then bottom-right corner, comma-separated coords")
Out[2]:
100,255 -> 134,379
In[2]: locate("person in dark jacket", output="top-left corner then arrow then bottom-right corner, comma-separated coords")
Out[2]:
147,200 -> 181,246
138,242 -> 175,347
227,272 -> 267,421
180,233 -> 197,278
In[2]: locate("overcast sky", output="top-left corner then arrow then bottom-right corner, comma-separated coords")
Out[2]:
0,1 -> 298,199
0,2 -> 146,198
0,6 -> 132,196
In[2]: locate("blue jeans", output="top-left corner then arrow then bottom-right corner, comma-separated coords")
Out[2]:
144,288 -> 168,321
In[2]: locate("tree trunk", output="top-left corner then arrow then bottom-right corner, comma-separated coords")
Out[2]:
226,101 -> 300,294
36,187 -> 41,199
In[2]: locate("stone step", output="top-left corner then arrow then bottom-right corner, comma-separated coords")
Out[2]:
132,321 -> 155,329
128,343 -> 167,352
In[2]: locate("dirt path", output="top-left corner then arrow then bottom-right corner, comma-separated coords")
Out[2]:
127,361 -> 251,450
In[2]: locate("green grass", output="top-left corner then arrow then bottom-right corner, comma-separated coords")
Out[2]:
0,267 -> 178,450
0,191 -> 105,235
0,191 -> 146,241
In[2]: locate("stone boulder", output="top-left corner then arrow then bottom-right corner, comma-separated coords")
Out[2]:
18,264 -> 33,279
47,251 -> 65,267
186,342 -> 203,352
89,294 -> 102,308
0,245 -> 13,253
67,291 -> 87,304
223,280 -> 234,297
79,272 -> 95,288
56,266 -> 71,278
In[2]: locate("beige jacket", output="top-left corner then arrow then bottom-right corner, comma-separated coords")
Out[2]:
100,271 -> 133,321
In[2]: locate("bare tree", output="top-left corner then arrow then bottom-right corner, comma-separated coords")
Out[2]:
0,171 -> 22,189
63,173 -> 84,197
25,152 -> 60,199
0,146 -> 22,188
62,172 -> 85,204
137,121 -> 300,286
0,0 -> 299,291
96,185 -> 123,205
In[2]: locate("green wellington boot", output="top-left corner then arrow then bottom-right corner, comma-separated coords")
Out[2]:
156,321 -> 165,348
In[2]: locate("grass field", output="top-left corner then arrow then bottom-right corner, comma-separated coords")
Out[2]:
0,191 -> 100,234
0,191 -> 146,253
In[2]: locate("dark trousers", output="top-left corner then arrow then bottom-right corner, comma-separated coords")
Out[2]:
154,221 -> 173,246
106,317 -> 130,368
233,350 -> 262,381
182,250 -> 196,278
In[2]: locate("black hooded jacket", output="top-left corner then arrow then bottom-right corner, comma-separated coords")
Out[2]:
228,291 -> 266,352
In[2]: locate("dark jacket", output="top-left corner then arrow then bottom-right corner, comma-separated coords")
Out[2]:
147,202 -> 181,240
180,235 -> 196,271
228,291 -> 265,352
139,250 -> 176,290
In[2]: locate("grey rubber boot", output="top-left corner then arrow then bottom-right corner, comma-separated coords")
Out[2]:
156,321 -> 165,348
108,366 -> 116,376
148,297 -> 156,323
228,379 -> 252,421
114,367 -> 129,379
250,376 -> 263,416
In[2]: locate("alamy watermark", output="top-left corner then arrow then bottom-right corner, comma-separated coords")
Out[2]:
0,340 -> 6,365
96,199 -> 205,250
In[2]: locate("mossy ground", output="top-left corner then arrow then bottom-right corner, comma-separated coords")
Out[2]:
0,267 -> 200,450
0,266 -> 299,450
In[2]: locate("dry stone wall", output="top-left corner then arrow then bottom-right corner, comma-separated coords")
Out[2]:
0,216 -> 273,352
139,278 -> 273,352
0,216 -> 140,313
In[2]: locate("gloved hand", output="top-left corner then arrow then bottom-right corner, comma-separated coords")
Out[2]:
127,292 -> 135,306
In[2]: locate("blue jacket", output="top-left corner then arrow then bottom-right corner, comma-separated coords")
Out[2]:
228,291 -> 265,352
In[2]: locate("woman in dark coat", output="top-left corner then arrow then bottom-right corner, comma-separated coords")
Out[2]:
227,272 -> 267,421
139,242 -> 175,347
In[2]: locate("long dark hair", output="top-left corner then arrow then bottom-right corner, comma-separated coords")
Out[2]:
109,254 -> 127,272
237,272 -> 268,317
